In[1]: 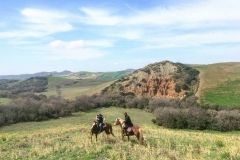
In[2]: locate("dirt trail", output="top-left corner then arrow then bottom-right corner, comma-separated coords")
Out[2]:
195,71 -> 204,98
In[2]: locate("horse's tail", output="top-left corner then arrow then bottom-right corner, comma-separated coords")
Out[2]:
109,124 -> 115,137
138,128 -> 143,145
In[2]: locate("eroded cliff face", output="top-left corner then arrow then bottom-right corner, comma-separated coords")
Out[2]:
103,61 -> 192,99
124,78 -> 185,99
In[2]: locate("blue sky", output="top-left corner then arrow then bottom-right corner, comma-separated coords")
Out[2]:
0,0 -> 240,75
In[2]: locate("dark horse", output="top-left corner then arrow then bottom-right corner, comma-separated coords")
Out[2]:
90,121 -> 115,142
114,118 -> 143,144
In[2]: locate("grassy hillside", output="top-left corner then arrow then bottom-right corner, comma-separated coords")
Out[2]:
41,70 -> 132,99
193,62 -> 240,106
96,70 -> 134,80
0,107 -> 240,159
41,77 -> 114,99
0,98 -> 10,104
59,70 -> 133,80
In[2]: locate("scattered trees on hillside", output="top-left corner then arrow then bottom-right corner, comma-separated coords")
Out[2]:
0,77 -> 48,98
173,63 -> 200,93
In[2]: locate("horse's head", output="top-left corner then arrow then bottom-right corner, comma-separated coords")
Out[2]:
91,121 -> 98,131
114,118 -> 121,125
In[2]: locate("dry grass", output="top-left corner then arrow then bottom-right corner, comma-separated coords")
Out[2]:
0,107 -> 240,159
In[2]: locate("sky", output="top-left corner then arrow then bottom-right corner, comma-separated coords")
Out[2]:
0,0 -> 240,75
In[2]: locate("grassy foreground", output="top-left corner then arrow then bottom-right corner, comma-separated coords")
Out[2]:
0,107 -> 240,160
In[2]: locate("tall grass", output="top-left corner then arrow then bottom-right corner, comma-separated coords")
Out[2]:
1,107 -> 240,159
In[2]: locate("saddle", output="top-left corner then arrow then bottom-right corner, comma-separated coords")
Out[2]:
98,123 -> 106,128
127,127 -> 132,132
102,123 -> 106,128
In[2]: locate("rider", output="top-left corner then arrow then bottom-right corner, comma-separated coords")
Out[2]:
123,112 -> 133,135
96,113 -> 104,133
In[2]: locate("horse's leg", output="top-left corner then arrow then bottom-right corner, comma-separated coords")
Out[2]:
95,133 -> 98,142
127,135 -> 130,141
138,128 -> 143,144
106,134 -> 109,142
90,132 -> 93,142
121,133 -> 124,141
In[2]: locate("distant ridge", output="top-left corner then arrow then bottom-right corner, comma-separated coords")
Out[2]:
0,70 -> 72,79
0,69 -> 135,80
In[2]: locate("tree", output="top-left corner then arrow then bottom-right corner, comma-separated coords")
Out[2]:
56,85 -> 62,97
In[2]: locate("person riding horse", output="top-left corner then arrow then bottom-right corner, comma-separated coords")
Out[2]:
123,112 -> 133,135
96,113 -> 105,133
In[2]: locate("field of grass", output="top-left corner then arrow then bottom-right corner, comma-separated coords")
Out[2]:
193,62 -> 240,106
40,77 -> 113,99
1,107 -> 240,160
59,70 -> 131,81
0,98 -> 10,104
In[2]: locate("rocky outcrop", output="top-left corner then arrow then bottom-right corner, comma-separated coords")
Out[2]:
123,78 -> 185,99
102,61 -> 199,99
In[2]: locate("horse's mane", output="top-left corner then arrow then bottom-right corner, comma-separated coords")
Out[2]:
117,118 -> 125,124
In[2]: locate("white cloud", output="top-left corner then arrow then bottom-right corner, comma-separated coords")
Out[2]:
47,48 -> 105,61
142,30 -> 240,49
22,8 -> 72,33
47,39 -> 111,61
0,8 -> 73,39
124,0 -> 240,27
84,40 -> 112,47
48,40 -> 84,49
48,39 -> 112,49
78,7 -> 122,26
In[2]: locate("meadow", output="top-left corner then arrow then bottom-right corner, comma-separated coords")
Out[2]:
193,62 -> 240,106
0,98 -> 10,104
41,77 -> 113,99
1,107 -> 240,160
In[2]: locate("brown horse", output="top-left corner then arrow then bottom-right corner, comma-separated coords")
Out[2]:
90,121 -> 115,142
114,118 -> 143,144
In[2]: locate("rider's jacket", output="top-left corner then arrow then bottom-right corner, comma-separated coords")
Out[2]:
125,115 -> 133,127
96,114 -> 104,123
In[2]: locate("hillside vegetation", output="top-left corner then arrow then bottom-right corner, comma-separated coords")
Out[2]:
0,107 -> 239,160
59,70 -> 134,80
102,61 -> 199,99
43,70 -> 133,99
193,62 -> 240,106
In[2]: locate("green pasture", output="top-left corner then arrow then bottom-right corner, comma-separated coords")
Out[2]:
0,98 -> 10,104
201,79 -> 240,106
1,107 -> 240,160
41,77 -> 113,99
193,62 -> 240,106
58,70 -> 129,81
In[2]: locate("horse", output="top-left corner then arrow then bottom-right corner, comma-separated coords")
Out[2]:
114,118 -> 143,144
90,120 -> 115,142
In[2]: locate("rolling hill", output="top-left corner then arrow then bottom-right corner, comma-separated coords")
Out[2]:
0,70 -> 72,80
1,61 -> 240,106
101,61 -> 199,99
193,62 -> 240,106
